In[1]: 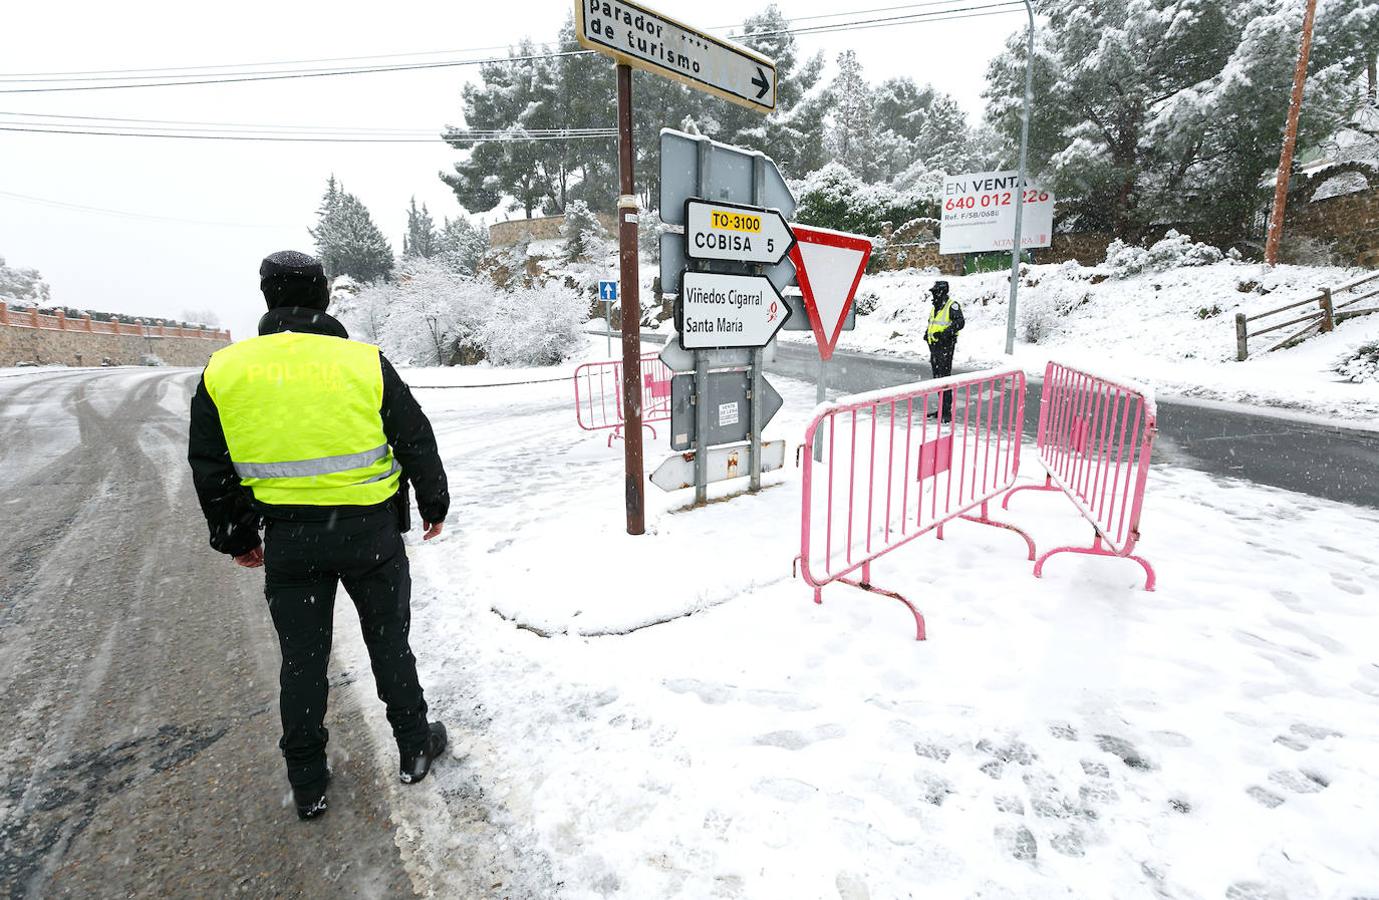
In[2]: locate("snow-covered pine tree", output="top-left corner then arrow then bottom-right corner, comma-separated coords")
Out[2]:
402,197 -> 439,259
438,216 -> 491,275
984,0 -> 1379,242
310,177 -> 395,282
560,200 -> 607,261
826,50 -> 880,182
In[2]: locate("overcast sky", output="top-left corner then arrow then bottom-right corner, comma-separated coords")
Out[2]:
0,1 -> 1023,342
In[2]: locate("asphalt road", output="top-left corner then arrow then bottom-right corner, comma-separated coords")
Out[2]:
0,368 -> 414,899
627,332 -> 1379,510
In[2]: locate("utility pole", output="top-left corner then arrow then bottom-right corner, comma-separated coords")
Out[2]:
1004,0 -> 1036,355
1265,0 -> 1319,267
616,62 -> 646,535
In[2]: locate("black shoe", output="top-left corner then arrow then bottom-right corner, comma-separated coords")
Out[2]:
400,722 -> 448,785
294,769 -> 331,821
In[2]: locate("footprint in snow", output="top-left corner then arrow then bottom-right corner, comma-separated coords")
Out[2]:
1095,734 -> 1155,771
1225,881 -> 1288,900
994,824 -> 1038,862
1268,768 -> 1328,794
754,724 -> 846,750
1245,785 -> 1285,809
1048,721 -> 1078,741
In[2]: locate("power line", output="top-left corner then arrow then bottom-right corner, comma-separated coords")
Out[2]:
0,111 -> 617,138
0,1 -> 996,82
0,124 -> 616,143
0,3 -> 1024,95
0,188 -> 280,227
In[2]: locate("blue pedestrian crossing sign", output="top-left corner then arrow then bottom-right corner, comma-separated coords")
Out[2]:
598,280 -> 618,302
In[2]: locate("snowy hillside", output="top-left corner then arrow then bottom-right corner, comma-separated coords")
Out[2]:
789,260 -> 1379,423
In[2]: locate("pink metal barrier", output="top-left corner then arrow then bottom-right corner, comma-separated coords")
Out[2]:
795,367 -> 1036,640
573,352 -> 673,447
1002,360 -> 1158,590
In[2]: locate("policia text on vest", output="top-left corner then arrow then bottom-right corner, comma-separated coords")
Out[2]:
187,251 -> 451,820
924,280 -> 965,422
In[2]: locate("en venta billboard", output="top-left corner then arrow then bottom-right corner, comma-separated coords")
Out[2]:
939,170 -> 1055,255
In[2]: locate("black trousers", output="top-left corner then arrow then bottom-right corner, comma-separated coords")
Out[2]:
262,510 -> 429,791
928,339 -> 956,419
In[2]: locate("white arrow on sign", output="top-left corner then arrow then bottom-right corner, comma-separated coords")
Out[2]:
678,271 -> 791,350
650,440 -> 785,492
787,225 -> 874,362
574,0 -> 776,113
684,199 -> 795,266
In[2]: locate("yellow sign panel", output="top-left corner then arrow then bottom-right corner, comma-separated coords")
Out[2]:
574,0 -> 777,114
710,209 -> 762,233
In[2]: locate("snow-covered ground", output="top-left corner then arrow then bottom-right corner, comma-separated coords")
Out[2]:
330,358 -> 1379,899
625,255 -> 1379,425
801,262 -> 1379,425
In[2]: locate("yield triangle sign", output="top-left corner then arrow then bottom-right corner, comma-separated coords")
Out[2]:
787,225 -> 873,361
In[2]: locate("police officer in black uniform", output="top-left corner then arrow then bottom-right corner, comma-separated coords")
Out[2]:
188,251 -> 451,820
925,280 -> 965,422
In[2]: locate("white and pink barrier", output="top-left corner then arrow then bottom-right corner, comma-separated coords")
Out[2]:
573,353 -> 673,447
796,361 -> 1159,640
1002,360 -> 1159,590
795,367 -> 1036,641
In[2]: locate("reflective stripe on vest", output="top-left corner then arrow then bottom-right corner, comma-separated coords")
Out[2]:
232,443 -> 390,480
927,298 -> 955,344
204,331 -> 401,507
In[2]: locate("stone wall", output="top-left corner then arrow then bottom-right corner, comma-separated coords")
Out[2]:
0,324 -> 230,368
1037,232 -> 1115,267
489,212 -> 620,248
1286,186 -> 1379,266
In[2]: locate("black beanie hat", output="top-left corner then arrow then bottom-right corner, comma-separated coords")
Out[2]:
931,280 -> 950,302
260,250 -> 330,311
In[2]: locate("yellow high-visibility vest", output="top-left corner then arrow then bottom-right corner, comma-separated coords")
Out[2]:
203,331 -> 400,507
927,298 -> 956,344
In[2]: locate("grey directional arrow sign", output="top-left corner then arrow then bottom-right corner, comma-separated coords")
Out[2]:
684,199 -> 795,266
669,371 -> 784,451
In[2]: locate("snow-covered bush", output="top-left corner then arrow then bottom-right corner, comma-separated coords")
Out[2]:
479,282 -> 588,366
1101,231 -> 1225,279
1019,288 -> 1059,344
1334,341 -> 1379,383
561,200 -> 609,262
377,259 -> 493,366
357,257 -> 585,367
793,162 -> 936,237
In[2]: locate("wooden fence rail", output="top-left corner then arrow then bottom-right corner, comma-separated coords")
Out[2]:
1235,273 -> 1379,360
0,302 -> 229,341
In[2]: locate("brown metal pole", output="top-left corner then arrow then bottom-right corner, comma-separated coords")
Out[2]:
1264,0 -> 1319,266
616,63 -> 646,535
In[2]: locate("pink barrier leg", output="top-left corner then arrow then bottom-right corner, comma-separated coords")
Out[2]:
1001,473 -> 1058,510
1033,534 -> 1157,592
836,571 -> 927,642
608,424 -> 623,448
958,500 -> 1037,561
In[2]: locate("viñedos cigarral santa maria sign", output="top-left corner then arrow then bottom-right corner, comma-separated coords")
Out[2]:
939,169 -> 1055,255
575,0 -> 777,113
676,271 -> 790,349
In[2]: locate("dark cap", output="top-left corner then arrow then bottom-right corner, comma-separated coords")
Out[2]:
260,250 -> 330,311
931,280 -> 950,301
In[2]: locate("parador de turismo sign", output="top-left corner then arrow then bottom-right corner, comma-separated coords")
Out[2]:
575,0 -> 777,113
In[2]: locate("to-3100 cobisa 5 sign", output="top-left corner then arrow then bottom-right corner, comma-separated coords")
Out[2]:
575,0 -> 777,113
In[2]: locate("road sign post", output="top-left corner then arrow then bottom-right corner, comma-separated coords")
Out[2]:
615,63 -> 645,535
575,0 -> 776,527
598,279 -> 618,356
